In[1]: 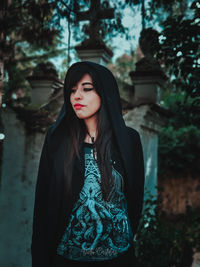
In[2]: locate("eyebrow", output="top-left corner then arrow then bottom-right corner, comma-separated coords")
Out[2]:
82,82 -> 93,86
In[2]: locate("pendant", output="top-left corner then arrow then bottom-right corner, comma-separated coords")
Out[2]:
93,147 -> 97,161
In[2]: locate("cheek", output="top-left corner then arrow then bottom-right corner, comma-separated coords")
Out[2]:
96,98 -> 101,110
91,96 -> 101,111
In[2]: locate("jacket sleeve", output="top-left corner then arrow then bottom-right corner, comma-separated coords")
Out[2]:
31,129 -> 52,267
133,131 -> 145,234
128,128 -> 145,236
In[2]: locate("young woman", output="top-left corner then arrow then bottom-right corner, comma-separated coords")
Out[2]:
31,61 -> 145,267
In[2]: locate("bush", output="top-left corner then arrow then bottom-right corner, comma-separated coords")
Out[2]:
158,93 -> 200,177
134,198 -> 200,267
158,125 -> 200,177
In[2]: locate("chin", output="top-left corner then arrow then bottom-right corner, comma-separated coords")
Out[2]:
77,114 -> 96,120
73,110 -> 98,120
75,113 -> 89,119
77,115 -> 86,119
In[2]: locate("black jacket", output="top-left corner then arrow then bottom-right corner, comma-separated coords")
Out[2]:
31,61 -> 145,267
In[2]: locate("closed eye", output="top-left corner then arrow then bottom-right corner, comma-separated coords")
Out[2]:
70,88 -> 94,93
84,88 -> 94,91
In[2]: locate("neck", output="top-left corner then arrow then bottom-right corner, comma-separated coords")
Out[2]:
84,115 -> 98,140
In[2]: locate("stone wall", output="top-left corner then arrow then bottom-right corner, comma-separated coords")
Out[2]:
158,175 -> 200,215
0,106 -> 45,267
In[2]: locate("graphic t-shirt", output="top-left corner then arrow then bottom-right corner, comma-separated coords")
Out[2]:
57,142 -> 134,261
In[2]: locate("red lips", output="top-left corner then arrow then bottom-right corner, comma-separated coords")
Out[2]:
74,103 -> 85,109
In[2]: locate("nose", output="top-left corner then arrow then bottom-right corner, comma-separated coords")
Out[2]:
74,88 -> 82,99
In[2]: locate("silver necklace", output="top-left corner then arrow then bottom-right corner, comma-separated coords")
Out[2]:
87,131 -> 95,144
86,130 -> 97,161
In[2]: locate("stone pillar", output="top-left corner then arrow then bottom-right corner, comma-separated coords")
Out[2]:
124,104 -> 165,202
27,62 -> 62,107
75,42 -> 113,66
123,56 -> 168,203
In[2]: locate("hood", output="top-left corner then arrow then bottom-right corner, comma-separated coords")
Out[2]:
50,61 -> 123,134
49,61 -> 134,189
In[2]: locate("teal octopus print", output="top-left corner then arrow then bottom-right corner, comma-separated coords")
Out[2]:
57,146 -> 134,261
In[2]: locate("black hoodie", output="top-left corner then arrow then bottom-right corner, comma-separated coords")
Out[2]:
31,61 -> 145,267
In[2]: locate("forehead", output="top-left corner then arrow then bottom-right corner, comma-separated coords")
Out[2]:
76,73 -> 93,85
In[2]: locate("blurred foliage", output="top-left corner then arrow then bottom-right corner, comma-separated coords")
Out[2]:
132,0 -> 200,178
134,196 -> 200,266
2,0 -> 200,107
157,13 -> 200,99
162,93 -> 200,127
158,90 -> 200,177
158,124 -> 200,177
1,1 -> 62,48
125,0 -> 200,99
107,51 -> 136,84
1,0 -> 66,104
155,0 -> 200,99
1,0 -> 131,105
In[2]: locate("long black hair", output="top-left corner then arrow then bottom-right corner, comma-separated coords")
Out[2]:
63,63 -> 116,201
